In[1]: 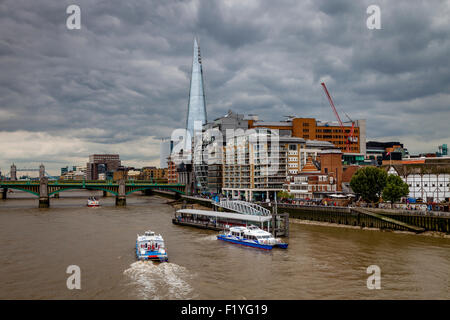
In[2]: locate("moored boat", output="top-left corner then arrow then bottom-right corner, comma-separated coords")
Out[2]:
217,225 -> 288,250
136,230 -> 168,262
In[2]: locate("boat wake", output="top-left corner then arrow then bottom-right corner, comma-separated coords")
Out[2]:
123,261 -> 196,300
196,234 -> 217,242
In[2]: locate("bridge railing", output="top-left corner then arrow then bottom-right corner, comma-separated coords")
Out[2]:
1,179 -> 184,187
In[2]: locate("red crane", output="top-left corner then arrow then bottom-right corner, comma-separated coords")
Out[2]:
320,82 -> 355,152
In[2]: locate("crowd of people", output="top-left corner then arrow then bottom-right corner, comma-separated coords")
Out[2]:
191,193 -> 449,213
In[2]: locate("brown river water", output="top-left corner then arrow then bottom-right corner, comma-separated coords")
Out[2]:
0,190 -> 448,299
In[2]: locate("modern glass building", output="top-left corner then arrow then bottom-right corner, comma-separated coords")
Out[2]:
185,38 -> 207,137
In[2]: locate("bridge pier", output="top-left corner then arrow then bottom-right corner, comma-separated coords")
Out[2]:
115,196 -> 126,206
115,179 -> 126,206
0,188 -> 8,200
143,189 -> 153,196
39,177 -> 49,208
0,188 -> 7,200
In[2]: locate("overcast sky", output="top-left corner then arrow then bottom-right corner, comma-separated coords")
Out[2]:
0,0 -> 449,175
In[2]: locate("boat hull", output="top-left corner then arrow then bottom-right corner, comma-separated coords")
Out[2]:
217,235 -> 273,250
275,243 -> 289,249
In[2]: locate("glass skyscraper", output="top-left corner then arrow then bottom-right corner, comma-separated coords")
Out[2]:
185,38 -> 207,137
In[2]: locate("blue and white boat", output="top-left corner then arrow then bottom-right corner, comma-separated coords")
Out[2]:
217,225 -> 288,250
136,231 -> 168,262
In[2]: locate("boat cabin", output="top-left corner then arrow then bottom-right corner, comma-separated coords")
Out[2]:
137,232 -> 165,251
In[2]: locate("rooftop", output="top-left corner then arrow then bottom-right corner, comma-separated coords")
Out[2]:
176,209 -> 273,223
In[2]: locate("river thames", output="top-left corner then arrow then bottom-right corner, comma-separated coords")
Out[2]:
0,191 -> 448,299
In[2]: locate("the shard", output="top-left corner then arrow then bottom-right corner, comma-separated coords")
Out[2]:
185,38 -> 207,137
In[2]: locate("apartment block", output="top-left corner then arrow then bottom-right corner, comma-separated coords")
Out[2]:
248,117 -> 366,155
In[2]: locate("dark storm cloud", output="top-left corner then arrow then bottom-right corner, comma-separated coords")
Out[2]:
0,0 -> 449,172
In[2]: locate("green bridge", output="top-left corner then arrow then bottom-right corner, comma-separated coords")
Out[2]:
0,179 -> 185,207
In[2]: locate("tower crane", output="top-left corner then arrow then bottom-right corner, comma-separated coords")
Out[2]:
320,82 -> 356,152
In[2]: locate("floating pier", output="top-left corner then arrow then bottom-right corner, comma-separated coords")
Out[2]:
173,200 -> 289,237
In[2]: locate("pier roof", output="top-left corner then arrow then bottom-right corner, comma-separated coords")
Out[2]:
176,209 -> 272,223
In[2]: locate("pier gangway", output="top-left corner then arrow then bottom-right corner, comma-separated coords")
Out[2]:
215,200 -> 271,216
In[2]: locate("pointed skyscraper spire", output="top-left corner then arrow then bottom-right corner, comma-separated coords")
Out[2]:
185,37 -> 207,137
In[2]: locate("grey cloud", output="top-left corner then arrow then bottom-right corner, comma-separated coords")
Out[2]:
0,0 -> 449,173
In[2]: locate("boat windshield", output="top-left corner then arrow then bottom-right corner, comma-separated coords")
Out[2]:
138,240 -> 164,250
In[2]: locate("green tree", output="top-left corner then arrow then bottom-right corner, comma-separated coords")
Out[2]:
277,190 -> 293,199
350,166 -> 388,205
382,174 -> 409,207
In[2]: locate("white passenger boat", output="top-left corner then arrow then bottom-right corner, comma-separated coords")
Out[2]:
217,225 -> 288,250
87,197 -> 100,207
136,231 -> 168,262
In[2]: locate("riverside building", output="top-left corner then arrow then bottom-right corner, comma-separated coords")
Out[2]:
366,141 -> 408,166
283,149 -> 343,199
167,155 -> 179,184
194,110 -> 249,194
386,157 -> 450,202
222,129 -> 294,201
248,116 -> 366,162
221,128 -> 337,201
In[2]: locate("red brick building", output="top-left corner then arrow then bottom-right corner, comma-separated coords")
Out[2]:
283,149 -> 344,198
167,156 -> 179,184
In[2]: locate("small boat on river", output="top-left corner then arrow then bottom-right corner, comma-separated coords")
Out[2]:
217,225 -> 288,250
87,197 -> 100,207
136,231 -> 168,262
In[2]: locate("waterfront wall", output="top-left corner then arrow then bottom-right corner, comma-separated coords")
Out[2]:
380,212 -> 449,233
273,204 -> 450,234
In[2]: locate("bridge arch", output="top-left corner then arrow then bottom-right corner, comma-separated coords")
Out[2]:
1,186 -> 39,197
48,186 -> 119,196
125,186 -> 185,196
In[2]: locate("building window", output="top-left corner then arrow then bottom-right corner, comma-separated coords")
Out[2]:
289,144 -> 297,151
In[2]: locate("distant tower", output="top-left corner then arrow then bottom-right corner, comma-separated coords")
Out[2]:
39,164 -> 45,179
10,163 -> 17,181
438,144 -> 448,156
159,137 -> 171,169
185,38 -> 207,138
